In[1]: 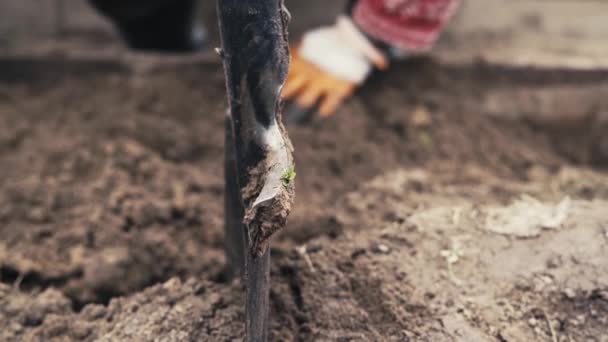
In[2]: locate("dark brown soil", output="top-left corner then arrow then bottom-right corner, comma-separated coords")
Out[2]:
1,54 -> 607,341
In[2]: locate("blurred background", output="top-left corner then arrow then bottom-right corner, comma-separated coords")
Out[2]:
2,0 -> 608,68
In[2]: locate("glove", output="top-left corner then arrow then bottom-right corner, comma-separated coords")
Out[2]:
282,16 -> 388,121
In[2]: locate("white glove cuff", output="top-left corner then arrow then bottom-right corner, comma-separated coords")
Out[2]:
299,17 -> 386,84
335,15 -> 387,69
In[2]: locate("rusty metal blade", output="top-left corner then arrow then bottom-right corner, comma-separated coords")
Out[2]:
218,0 -> 293,340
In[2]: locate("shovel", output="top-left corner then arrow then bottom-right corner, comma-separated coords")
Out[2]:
217,0 -> 294,340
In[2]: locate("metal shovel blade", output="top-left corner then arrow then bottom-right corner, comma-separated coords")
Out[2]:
218,0 -> 294,341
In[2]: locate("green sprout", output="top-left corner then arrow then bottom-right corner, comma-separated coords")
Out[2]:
281,167 -> 297,187
418,130 -> 433,147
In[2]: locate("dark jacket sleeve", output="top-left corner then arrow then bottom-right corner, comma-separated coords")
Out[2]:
345,0 -> 358,13
89,0 -> 205,52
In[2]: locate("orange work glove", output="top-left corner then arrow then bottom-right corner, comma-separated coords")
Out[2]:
282,16 -> 388,121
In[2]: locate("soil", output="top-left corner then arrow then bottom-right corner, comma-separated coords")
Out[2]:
1,2 -> 608,342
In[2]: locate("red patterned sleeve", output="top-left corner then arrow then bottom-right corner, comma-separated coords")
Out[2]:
351,0 -> 461,52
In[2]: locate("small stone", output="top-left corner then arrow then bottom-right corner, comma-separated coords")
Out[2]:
528,318 -> 538,327
410,106 -> 432,128
372,244 -> 391,254
540,275 -> 553,285
563,288 -> 576,299
163,277 -> 182,290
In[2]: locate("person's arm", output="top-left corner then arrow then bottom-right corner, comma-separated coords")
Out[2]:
349,0 -> 461,56
283,0 -> 461,121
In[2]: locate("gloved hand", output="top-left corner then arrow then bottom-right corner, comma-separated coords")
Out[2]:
282,16 -> 388,122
